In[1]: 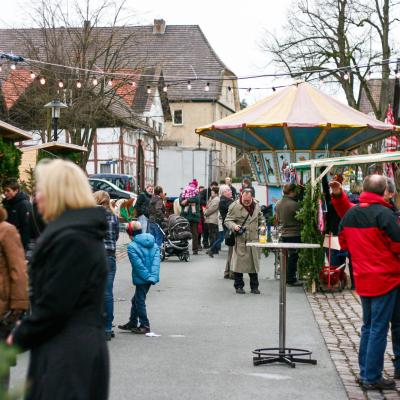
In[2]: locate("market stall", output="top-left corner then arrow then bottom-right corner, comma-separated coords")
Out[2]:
196,82 -> 399,187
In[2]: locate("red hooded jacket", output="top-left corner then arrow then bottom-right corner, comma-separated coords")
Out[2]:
339,192 -> 400,297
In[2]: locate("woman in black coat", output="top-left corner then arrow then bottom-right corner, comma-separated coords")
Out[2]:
7,159 -> 109,400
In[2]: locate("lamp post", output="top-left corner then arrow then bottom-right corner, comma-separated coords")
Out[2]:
44,99 -> 68,141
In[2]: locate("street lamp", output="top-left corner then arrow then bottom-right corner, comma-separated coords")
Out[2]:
44,99 -> 68,141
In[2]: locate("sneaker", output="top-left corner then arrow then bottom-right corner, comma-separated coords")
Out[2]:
131,326 -> 150,334
224,274 -> 230,279
251,289 -> 261,294
118,321 -> 137,331
361,377 -> 396,391
206,250 -> 214,258
105,331 -> 113,341
236,288 -> 245,294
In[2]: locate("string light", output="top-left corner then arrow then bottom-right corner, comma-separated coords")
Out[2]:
147,86 -> 151,94
30,71 -> 35,79
0,66 -> 2,72
10,64 -> 16,70
343,71 -> 350,81
163,85 -> 168,92
58,80 -> 64,88
107,78 -> 113,87
131,81 -> 136,88
92,77 -> 98,86
76,80 -> 82,89
187,80 -> 192,90
205,82 -> 210,92
39,77 -> 46,85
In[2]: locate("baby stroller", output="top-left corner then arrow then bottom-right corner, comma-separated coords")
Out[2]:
160,215 -> 192,262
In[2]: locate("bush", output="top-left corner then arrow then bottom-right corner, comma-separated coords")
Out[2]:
0,139 -> 21,186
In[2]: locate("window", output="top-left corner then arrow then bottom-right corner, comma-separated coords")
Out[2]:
100,164 -> 111,173
173,109 -> 183,125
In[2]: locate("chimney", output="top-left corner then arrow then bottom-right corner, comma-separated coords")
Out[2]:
153,19 -> 166,35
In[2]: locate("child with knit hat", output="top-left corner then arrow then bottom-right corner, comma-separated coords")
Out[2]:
181,179 -> 199,214
118,221 -> 160,334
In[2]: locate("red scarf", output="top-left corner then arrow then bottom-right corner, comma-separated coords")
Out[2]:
240,198 -> 255,216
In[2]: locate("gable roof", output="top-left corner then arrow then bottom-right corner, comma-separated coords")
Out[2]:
359,78 -> 395,115
0,23 -> 235,102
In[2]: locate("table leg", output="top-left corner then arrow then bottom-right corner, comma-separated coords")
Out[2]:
279,249 -> 287,352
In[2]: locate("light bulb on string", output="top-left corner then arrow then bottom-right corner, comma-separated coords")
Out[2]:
131,81 -> 136,88
163,85 -> 168,92
92,78 -> 98,86
187,80 -> 192,90
147,86 -> 151,94
30,71 -> 36,80
10,64 -> 16,70
39,77 -> 46,85
343,71 -> 350,81
58,80 -> 64,88
107,78 -> 113,87
76,80 -> 82,89
205,82 -> 210,92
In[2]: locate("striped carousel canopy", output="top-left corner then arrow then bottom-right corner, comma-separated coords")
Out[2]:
195,82 -> 399,152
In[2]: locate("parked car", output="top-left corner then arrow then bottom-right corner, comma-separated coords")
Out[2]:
89,178 -> 136,200
89,174 -> 136,193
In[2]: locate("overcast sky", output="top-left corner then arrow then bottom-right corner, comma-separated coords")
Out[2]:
0,0 -> 304,103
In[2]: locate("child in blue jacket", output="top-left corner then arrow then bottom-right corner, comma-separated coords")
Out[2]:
118,221 -> 160,334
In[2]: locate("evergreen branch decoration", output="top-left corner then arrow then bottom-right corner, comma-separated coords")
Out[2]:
0,138 -> 21,185
296,182 -> 325,289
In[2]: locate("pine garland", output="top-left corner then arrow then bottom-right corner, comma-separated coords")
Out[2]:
0,138 -> 21,185
296,182 -> 325,289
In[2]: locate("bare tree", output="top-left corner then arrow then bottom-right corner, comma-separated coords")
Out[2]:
2,0 -> 150,167
261,0 -> 399,120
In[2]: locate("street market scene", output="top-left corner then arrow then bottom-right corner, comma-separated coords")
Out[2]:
1,0 -> 400,399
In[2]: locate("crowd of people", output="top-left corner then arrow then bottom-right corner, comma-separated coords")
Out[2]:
3,157 -> 398,396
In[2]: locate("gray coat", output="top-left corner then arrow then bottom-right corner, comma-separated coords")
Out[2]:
204,196 -> 219,225
224,200 -> 264,273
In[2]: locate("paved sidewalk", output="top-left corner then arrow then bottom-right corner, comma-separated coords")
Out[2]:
308,291 -> 400,400
10,249 -> 347,399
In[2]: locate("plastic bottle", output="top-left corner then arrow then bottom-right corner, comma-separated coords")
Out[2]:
259,225 -> 267,244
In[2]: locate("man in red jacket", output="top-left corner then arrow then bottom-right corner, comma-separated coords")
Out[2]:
339,175 -> 400,390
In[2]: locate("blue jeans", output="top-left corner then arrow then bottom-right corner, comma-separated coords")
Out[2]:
104,255 -> 116,332
391,289 -> 400,370
209,230 -> 224,254
149,222 -> 164,247
130,284 -> 151,328
137,215 -> 148,233
359,287 -> 399,383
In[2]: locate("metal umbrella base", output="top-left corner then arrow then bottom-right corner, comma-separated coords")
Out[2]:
253,347 -> 317,368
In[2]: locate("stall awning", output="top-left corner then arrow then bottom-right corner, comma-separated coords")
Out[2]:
0,119 -> 32,141
20,142 -> 87,154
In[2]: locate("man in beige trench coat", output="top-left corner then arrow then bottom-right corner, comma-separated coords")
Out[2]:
225,189 -> 265,294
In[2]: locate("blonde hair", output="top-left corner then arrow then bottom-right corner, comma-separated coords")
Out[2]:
35,159 -> 96,221
93,190 -> 111,209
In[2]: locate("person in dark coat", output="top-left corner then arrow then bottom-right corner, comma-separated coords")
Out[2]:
148,186 -> 166,247
241,178 -> 256,198
219,185 -> 234,279
7,159 -> 109,400
200,181 -> 219,248
135,184 -> 154,233
2,179 -> 32,252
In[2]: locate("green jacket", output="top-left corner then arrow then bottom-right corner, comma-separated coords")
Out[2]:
179,195 -> 200,222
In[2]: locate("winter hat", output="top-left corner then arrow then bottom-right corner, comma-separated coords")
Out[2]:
126,221 -> 142,237
190,179 -> 198,188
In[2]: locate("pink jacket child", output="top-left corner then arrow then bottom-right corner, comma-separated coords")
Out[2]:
181,179 -> 199,214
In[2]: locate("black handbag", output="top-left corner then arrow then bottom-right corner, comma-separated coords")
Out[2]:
224,212 -> 250,247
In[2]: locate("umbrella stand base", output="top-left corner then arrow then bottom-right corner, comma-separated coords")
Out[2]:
252,347 -> 317,368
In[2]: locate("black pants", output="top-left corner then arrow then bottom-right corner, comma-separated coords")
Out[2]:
206,223 -> 218,250
233,272 -> 259,290
190,221 -> 199,253
281,236 -> 301,283
202,223 -> 209,247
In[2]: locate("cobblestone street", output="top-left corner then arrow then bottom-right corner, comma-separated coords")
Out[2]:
308,291 -> 400,400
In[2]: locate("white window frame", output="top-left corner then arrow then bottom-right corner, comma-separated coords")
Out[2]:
173,109 -> 183,126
